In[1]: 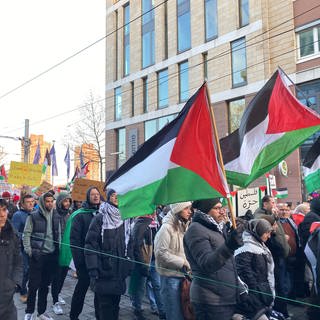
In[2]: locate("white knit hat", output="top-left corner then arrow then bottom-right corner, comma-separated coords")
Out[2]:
169,201 -> 192,215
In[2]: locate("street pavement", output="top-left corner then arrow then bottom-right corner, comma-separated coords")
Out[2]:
14,271 -> 310,320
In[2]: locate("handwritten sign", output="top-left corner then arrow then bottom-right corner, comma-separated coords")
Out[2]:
72,178 -> 106,201
8,161 -> 42,186
237,187 -> 260,216
35,181 -> 53,196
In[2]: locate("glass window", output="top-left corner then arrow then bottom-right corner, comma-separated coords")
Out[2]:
131,81 -> 134,116
239,0 -> 249,27
231,37 -> 247,87
203,52 -> 208,80
158,69 -> 169,108
142,0 -> 155,68
179,61 -> 189,102
205,0 -> 218,41
145,115 -> 177,141
143,77 -> 148,113
114,87 -> 122,120
117,128 -> 126,168
299,29 -> 315,57
229,98 -> 245,133
177,0 -> 191,52
123,4 -> 130,76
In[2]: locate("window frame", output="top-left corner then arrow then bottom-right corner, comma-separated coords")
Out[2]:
157,69 -> 169,109
177,0 -> 191,53
179,60 -> 189,103
204,0 -> 218,42
123,3 -> 130,76
231,37 -> 247,88
114,86 -> 122,121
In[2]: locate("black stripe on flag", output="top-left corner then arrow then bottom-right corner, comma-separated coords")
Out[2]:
303,136 -> 320,169
106,84 -> 205,186
220,70 -> 278,164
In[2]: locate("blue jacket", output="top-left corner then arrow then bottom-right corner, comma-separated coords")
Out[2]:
11,209 -> 30,240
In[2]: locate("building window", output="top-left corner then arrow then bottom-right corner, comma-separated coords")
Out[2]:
297,26 -> 320,59
123,4 -> 130,76
231,37 -> 247,87
145,114 -> 177,141
143,77 -> 148,113
203,52 -> 208,80
239,0 -> 249,27
179,61 -> 189,102
131,81 -> 134,116
228,98 -> 245,133
205,0 -> 218,41
158,69 -> 169,108
117,128 -> 126,168
177,0 -> 191,52
115,10 -> 119,80
142,0 -> 155,68
114,87 -> 122,120
164,1 -> 168,59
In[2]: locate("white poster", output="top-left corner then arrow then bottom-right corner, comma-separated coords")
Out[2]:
237,187 -> 261,216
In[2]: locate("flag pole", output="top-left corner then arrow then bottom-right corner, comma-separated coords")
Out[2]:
204,83 -> 237,228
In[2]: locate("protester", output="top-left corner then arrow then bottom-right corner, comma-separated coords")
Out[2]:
23,192 -> 61,320
71,200 -> 82,213
291,202 -> 310,226
51,192 -> 72,315
68,187 -> 101,320
0,198 -> 22,320
85,189 -> 134,320
154,201 -> 192,320
2,191 -> 18,219
183,198 -> 243,319
234,219 -> 275,320
129,213 -> 165,320
12,194 -> 35,303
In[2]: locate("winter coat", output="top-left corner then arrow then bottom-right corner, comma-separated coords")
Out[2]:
132,216 -> 154,276
84,213 -> 134,295
299,211 -> 320,248
12,209 -> 30,241
154,211 -> 190,277
235,231 -> 275,317
183,211 -> 239,306
0,221 -> 22,318
56,192 -> 72,235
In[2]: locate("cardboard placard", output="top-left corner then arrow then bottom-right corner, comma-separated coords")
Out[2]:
71,178 -> 106,201
8,161 -> 42,187
35,181 -> 53,196
237,187 -> 261,216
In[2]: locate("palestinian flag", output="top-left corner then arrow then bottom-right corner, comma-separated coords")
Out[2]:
303,136 -> 320,193
106,84 -> 229,219
272,187 -> 288,199
220,68 -> 320,187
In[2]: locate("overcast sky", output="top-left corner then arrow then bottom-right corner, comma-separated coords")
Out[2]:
0,0 -> 105,185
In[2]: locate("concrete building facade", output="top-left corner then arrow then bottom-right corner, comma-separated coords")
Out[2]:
105,0 -> 320,205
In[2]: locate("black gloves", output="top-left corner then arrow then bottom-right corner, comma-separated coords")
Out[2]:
225,228 -> 244,251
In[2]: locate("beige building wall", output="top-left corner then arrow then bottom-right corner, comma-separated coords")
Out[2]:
104,0 -> 316,202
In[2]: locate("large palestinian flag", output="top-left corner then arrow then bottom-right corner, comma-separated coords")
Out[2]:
220,68 -> 320,187
107,84 -> 229,219
303,136 -> 320,193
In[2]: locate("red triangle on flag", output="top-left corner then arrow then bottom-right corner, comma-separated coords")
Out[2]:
267,72 -> 320,134
170,86 -> 228,197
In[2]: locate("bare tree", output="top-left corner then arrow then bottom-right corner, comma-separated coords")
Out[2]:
65,92 -> 105,181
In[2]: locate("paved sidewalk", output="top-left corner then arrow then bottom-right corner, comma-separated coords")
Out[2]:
14,271 -> 311,320
15,271 -> 158,320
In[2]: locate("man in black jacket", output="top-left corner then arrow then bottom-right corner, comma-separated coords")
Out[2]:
0,198 -> 22,320
23,192 -> 61,320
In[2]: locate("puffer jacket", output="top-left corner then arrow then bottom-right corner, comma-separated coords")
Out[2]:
183,211 -> 239,306
56,192 -> 72,234
85,213 -> 134,295
0,221 -> 22,318
154,211 -> 190,277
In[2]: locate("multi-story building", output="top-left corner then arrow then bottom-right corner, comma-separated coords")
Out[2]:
105,0 -> 320,205
74,144 -> 101,181
23,134 -> 51,183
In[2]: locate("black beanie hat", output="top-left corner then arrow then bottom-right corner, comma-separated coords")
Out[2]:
192,198 -> 221,214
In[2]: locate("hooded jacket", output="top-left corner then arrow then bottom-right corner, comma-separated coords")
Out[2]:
0,220 -> 22,319
23,194 -> 60,258
56,192 -> 72,234
183,211 -> 239,306
154,210 -> 190,278
69,187 -> 100,270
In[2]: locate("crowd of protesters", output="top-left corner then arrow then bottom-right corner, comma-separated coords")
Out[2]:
1,188 -> 320,320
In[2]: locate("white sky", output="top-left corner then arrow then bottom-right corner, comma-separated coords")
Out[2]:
0,0 -> 105,185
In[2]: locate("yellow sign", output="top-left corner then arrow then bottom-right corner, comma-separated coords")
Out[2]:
72,178 -> 106,201
8,161 -> 43,186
